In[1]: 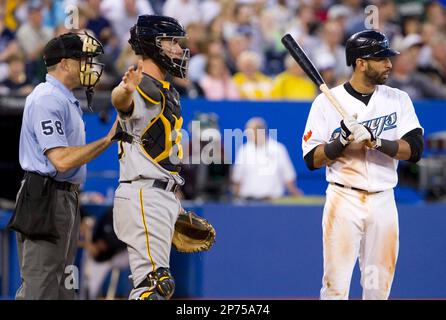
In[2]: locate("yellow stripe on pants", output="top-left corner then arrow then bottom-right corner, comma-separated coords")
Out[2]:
139,188 -> 156,272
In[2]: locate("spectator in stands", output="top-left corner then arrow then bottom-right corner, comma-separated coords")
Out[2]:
362,0 -> 401,39
326,4 -> 351,39
225,33 -> 251,74
419,33 -> 446,84
374,0 -> 402,41
347,0 -> 401,41
259,0 -> 292,75
207,14 -> 225,40
185,22 -> 207,57
344,0 -> 371,37
270,54 -> 317,100
222,2 -> 264,59
0,7 -> 19,63
312,0 -> 330,22
0,7 -> 19,82
16,1 -> 53,62
418,22 -> 437,68
400,15 -> 422,36
163,0 -> 202,28
314,51 -> 338,88
101,0 -> 153,47
429,34 -> 446,83
424,0 -> 446,32
73,7 -> 95,35
388,45 -> 446,99
84,0 -> 117,54
200,54 -> 239,100
0,53 -> 34,96
1,0 -> 21,31
232,51 -> 273,100
16,0 -> 54,83
41,0 -> 65,29
232,117 -> 303,201
188,37 -> 224,83
314,21 -> 351,84
200,0 -> 221,26
286,3 -> 319,56
16,0 -> 53,83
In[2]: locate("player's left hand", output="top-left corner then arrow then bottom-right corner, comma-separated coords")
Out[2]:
355,125 -> 376,147
121,59 -> 143,93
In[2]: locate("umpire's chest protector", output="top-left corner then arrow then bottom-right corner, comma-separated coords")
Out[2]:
137,75 -> 183,173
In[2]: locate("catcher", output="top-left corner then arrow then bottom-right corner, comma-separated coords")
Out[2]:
110,15 -> 215,300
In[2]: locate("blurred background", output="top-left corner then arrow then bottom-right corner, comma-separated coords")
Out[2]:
1,0 -> 446,299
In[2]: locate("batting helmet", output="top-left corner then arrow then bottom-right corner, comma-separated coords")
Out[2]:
128,15 -> 189,78
345,30 -> 399,67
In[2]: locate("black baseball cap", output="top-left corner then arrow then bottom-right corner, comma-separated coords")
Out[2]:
43,32 -> 84,67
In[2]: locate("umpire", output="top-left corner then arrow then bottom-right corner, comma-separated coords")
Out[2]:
8,32 -> 117,299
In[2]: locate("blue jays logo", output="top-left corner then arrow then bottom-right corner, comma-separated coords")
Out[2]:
329,112 -> 397,141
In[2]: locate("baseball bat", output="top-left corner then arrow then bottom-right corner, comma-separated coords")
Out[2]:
281,34 -> 349,119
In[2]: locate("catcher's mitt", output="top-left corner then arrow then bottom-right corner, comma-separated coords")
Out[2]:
172,211 -> 216,253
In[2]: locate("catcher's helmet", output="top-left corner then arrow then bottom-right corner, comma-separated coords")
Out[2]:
345,30 -> 399,67
129,15 -> 189,78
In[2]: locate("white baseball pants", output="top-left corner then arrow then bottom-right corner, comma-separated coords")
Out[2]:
320,183 -> 399,300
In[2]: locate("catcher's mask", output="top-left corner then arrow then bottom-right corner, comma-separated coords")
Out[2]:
43,31 -> 105,110
128,15 -> 190,79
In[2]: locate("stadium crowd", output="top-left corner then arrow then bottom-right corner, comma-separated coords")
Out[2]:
0,0 -> 445,100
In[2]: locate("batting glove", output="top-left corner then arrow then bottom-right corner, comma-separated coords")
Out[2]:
353,124 -> 377,145
340,116 -> 360,146
362,125 -> 382,149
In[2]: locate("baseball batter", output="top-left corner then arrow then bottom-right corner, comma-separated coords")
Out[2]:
110,15 -> 189,300
302,30 -> 424,299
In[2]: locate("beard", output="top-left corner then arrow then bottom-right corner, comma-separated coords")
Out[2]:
364,64 -> 390,85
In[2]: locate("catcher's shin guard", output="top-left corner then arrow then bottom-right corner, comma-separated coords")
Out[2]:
135,267 -> 175,300
154,267 -> 175,299
138,290 -> 165,300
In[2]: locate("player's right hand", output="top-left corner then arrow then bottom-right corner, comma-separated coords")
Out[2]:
120,59 -> 143,93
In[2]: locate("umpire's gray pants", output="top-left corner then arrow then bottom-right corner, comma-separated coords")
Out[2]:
15,189 -> 80,300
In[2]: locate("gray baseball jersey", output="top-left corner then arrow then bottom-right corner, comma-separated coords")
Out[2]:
113,74 -> 183,299
117,75 -> 184,185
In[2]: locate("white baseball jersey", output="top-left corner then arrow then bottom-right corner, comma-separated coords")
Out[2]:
302,84 -> 422,192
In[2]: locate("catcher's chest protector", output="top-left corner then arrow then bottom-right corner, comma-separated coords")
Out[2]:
139,76 -> 183,173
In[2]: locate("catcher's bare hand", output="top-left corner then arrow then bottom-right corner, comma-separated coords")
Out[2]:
121,59 -> 143,93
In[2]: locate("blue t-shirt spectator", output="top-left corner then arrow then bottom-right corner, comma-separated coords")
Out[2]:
87,16 -> 112,42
